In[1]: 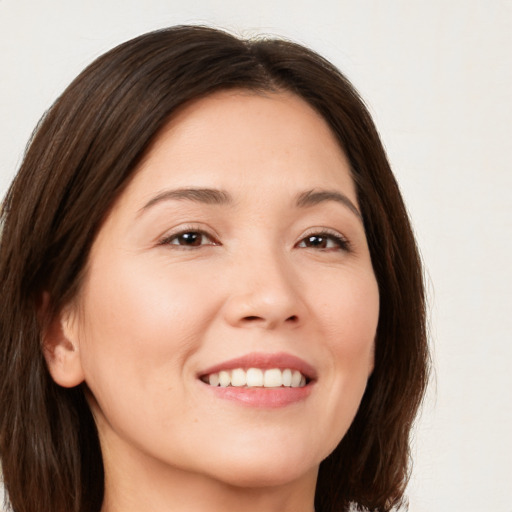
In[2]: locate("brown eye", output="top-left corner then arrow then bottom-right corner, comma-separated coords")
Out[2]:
162,230 -> 217,248
174,232 -> 203,246
303,235 -> 329,248
297,231 -> 350,251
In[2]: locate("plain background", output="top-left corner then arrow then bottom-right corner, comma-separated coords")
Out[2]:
1,1 -> 511,511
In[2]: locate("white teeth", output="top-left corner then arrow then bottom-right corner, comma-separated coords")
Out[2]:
204,368 -> 308,388
282,368 -> 292,386
246,368 -> 263,387
209,373 -> 220,386
291,370 -> 302,388
219,370 -> 230,387
231,368 -> 247,387
264,368 -> 282,388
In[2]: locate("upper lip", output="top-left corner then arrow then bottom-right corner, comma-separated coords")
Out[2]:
198,352 -> 317,381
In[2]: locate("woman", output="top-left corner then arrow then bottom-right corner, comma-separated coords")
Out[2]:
0,26 -> 428,512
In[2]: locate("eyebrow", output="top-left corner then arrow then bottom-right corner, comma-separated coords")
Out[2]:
140,187 -> 233,213
295,189 -> 362,221
139,186 -> 362,221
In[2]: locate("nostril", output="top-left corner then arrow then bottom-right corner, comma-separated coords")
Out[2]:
244,316 -> 262,321
238,314 -> 300,327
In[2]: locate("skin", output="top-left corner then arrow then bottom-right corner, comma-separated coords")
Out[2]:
45,90 -> 380,512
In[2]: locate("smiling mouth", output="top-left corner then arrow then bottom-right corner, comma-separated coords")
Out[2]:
201,368 -> 308,388
198,353 -> 316,407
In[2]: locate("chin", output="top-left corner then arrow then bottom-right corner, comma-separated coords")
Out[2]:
195,441 -> 323,489
212,460 -> 317,489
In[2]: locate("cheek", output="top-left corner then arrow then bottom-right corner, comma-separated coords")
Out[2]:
315,268 -> 379,361
74,255 -> 226,455
76,255 -> 219,394
309,269 -> 378,449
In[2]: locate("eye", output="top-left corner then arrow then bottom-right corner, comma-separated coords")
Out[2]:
159,229 -> 218,248
296,230 -> 350,251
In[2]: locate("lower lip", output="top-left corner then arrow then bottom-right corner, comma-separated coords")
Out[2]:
203,383 -> 314,408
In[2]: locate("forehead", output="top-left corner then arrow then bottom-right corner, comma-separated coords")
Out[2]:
121,89 -> 357,208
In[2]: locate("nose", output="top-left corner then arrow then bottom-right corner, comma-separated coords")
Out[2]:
222,249 -> 306,330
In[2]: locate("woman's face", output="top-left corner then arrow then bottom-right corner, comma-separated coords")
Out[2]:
61,90 -> 379,489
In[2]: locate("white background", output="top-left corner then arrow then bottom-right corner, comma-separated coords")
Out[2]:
1,1 -> 511,511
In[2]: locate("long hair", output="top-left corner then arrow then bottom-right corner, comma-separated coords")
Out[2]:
0,25 -> 429,512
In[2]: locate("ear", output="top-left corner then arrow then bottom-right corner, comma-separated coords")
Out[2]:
41,293 -> 85,388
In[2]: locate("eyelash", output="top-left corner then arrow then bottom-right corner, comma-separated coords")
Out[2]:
295,229 -> 351,252
158,227 -> 219,248
158,227 -> 351,252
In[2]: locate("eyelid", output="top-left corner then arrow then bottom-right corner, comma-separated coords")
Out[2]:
157,224 -> 220,247
296,227 -> 352,251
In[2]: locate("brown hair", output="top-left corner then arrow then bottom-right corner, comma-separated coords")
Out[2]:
0,25 -> 428,512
